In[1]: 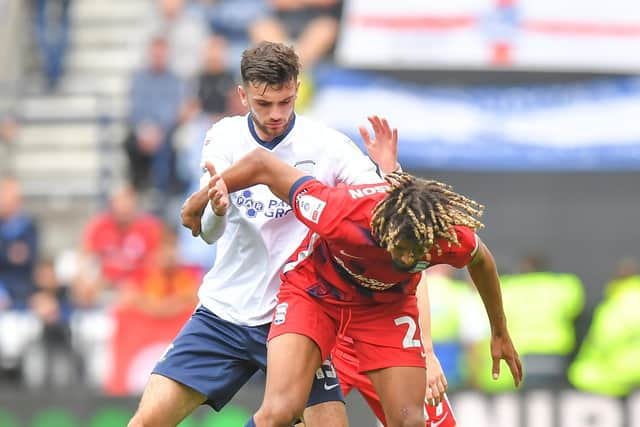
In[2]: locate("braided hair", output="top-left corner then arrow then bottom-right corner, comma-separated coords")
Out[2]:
371,172 -> 484,255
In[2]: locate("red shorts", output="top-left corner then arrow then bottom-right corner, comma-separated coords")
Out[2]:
268,284 -> 425,373
332,338 -> 457,426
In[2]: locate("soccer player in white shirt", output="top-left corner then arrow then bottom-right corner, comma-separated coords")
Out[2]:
127,41 -> 399,427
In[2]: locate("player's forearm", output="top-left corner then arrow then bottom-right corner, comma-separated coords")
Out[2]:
467,243 -> 508,336
416,274 -> 435,353
181,187 -> 209,234
221,149 -> 305,202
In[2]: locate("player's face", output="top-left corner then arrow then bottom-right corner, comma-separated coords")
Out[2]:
238,79 -> 299,141
389,239 -> 427,272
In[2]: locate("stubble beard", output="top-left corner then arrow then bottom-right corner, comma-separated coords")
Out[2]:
250,110 -> 294,142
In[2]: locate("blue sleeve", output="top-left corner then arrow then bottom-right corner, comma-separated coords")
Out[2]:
288,175 -> 315,206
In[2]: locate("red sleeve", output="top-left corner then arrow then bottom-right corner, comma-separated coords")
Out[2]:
289,176 -> 351,240
429,225 -> 479,268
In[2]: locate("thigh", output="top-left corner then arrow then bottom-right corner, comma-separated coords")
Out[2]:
263,332 -> 323,417
153,306 -> 264,411
132,373 -> 206,426
367,366 -> 426,427
333,337 -> 387,425
263,287 -> 338,415
350,298 -> 425,373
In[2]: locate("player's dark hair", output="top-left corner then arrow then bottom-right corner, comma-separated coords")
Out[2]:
371,172 -> 485,255
240,41 -> 300,89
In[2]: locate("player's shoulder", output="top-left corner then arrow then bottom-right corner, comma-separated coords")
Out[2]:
205,115 -> 246,137
296,115 -> 348,140
452,225 -> 478,244
295,115 -> 361,153
203,115 -> 247,150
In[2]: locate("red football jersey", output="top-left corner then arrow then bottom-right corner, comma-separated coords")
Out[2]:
282,177 -> 479,305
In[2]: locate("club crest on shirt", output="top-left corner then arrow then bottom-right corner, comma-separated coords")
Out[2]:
274,302 -> 288,325
294,159 -> 316,175
297,194 -> 326,224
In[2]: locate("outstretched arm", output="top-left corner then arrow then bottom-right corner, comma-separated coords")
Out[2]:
466,239 -> 523,387
217,148 -> 306,202
181,148 -> 306,237
416,273 -> 448,406
204,147 -> 309,220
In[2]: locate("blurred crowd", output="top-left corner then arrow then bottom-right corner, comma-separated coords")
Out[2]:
0,0 -> 349,395
2,0 -> 640,403
122,0 -> 344,212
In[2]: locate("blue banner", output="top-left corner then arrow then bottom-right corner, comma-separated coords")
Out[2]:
309,70 -> 640,171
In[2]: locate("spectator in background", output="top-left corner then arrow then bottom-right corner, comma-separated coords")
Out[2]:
251,0 -> 344,109
124,37 -> 186,207
0,177 -> 39,380
117,226 -> 200,318
0,176 -> 38,308
31,0 -> 71,90
195,35 -> 235,121
24,257 -> 78,388
568,257 -> 640,397
468,254 -> 584,392
200,0 -> 271,74
175,35 -> 234,189
107,226 -> 201,395
253,0 -> 343,69
171,35 -> 236,271
72,184 -> 162,309
138,0 -> 209,81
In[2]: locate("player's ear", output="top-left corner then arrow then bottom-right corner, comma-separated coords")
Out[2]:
237,85 -> 248,107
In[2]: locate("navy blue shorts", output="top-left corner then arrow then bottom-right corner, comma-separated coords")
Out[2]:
153,305 -> 344,411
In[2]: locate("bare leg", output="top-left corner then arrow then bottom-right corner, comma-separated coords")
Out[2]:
367,367 -> 425,427
253,333 -> 323,427
128,373 -> 206,427
302,401 -> 349,427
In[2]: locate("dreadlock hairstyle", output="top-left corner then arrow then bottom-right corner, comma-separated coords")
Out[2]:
371,172 -> 485,256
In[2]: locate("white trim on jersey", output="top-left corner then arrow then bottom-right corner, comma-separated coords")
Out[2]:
283,233 -> 320,274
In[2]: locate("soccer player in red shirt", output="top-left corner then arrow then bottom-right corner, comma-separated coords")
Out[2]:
203,149 -> 522,427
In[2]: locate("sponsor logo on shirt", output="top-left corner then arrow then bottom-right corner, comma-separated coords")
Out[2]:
234,189 -> 292,218
297,194 -> 326,224
348,185 -> 390,199
274,302 -> 288,325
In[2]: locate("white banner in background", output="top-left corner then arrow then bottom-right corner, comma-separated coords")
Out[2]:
337,0 -> 640,72
309,72 -> 640,170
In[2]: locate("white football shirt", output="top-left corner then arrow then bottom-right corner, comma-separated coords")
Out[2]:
197,114 -> 383,325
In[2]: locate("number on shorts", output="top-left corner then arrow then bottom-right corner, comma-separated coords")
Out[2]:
394,316 -> 421,348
